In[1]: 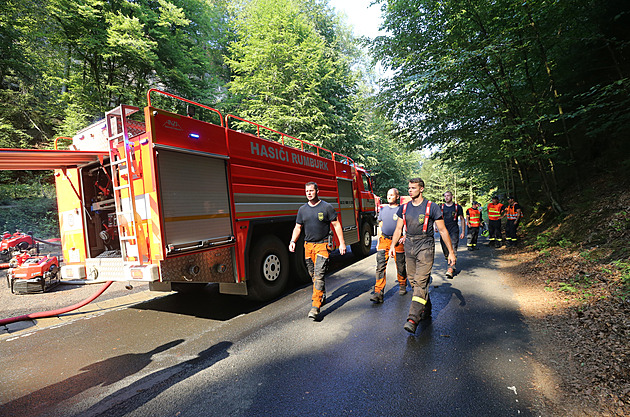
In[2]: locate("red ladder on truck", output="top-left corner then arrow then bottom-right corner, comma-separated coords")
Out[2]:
105,105 -> 148,266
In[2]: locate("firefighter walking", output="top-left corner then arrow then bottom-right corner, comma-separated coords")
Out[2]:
505,196 -> 522,246
290,182 -> 346,320
440,191 -> 465,278
466,201 -> 482,250
371,188 -> 408,304
389,178 -> 456,334
487,195 -> 505,247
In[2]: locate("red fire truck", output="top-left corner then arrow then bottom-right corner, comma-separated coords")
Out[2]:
0,90 -> 378,301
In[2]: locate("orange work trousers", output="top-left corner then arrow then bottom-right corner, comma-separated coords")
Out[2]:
304,242 -> 329,308
374,235 -> 407,294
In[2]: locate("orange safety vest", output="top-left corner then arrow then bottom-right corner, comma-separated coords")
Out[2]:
467,208 -> 481,227
487,203 -> 504,221
402,200 -> 433,234
506,203 -> 522,220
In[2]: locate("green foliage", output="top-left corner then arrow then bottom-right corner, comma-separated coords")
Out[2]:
557,238 -> 572,248
612,260 -> 630,301
555,273 -> 595,301
0,182 -> 59,238
226,0 -> 359,152
371,0 -> 630,213
534,230 -> 554,250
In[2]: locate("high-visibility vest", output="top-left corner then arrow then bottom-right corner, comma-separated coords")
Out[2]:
402,200 -> 433,234
506,203 -> 522,220
467,208 -> 481,227
487,203 -> 504,221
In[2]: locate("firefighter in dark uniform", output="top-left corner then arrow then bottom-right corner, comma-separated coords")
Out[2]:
466,201 -> 482,250
505,196 -> 522,246
389,178 -> 456,334
487,195 -> 505,247
290,182 -> 346,320
440,191 -> 465,278
371,188 -> 408,303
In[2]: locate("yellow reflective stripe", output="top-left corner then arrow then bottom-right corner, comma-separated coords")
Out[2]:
412,296 -> 427,305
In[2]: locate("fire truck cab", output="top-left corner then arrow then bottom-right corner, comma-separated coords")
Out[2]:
0,90 -> 378,301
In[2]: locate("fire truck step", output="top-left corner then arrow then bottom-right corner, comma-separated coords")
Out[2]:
120,235 -> 137,241
114,184 -> 130,191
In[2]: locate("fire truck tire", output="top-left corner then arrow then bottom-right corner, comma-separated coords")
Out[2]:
290,236 -> 311,284
247,235 -> 289,301
351,222 -> 372,258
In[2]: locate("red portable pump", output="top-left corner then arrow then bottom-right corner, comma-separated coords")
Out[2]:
0,230 -> 35,262
6,254 -> 60,294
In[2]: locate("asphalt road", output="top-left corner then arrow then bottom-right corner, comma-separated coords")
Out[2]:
0,238 -> 542,417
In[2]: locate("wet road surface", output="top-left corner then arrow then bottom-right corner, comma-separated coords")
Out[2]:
0,239 -> 541,416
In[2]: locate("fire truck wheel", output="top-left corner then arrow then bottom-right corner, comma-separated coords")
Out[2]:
247,235 -> 289,301
351,223 -> 372,258
290,236 -> 311,284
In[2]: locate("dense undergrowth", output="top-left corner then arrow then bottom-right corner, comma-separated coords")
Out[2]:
509,173 -> 630,415
0,180 -> 59,238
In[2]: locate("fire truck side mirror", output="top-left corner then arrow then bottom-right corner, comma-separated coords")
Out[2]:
187,105 -> 196,118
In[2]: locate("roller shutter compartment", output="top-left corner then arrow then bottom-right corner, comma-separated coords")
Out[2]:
156,148 -> 233,253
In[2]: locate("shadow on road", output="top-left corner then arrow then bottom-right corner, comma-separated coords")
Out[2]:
319,278 -> 373,320
131,241 -> 376,322
1,339 -> 185,416
83,340 -> 232,417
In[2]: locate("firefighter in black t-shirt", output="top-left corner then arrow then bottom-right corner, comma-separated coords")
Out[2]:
440,191 -> 465,278
290,182 -> 346,321
390,178 -> 456,334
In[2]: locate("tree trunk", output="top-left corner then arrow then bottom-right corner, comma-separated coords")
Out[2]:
513,157 -> 533,202
525,5 -> 581,189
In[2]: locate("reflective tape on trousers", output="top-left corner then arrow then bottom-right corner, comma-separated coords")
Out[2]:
412,296 -> 427,305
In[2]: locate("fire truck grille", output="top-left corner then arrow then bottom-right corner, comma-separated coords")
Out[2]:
160,246 -> 236,283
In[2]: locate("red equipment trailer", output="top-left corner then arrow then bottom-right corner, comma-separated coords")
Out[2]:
0,89 -> 378,301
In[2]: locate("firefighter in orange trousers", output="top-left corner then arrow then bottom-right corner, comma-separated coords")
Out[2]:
390,178 -> 456,334
439,191 -> 465,278
289,182 -> 346,320
371,188 -> 408,304
487,195 -> 505,247
466,201 -> 482,250
505,196 -> 522,246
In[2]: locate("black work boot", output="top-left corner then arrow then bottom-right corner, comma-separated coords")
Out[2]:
370,291 -> 384,303
308,307 -> 319,320
403,319 -> 418,333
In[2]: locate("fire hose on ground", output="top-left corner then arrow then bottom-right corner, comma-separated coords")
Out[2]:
0,281 -> 113,326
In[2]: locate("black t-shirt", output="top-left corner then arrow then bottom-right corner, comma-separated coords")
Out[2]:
396,199 -> 443,237
441,203 -> 463,233
296,200 -> 337,243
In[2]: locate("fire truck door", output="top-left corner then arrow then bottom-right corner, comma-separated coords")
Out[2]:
156,148 -> 233,253
337,178 -> 359,245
